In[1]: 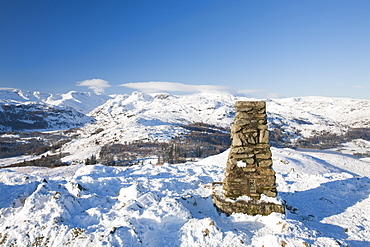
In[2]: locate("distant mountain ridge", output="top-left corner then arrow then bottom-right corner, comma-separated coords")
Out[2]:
88,91 -> 370,140
0,89 -> 111,131
58,91 -> 370,162
1,89 -> 370,161
0,88 -> 111,114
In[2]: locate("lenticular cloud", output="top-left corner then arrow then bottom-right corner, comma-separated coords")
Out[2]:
76,79 -> 111,94
120,81 -> 230,94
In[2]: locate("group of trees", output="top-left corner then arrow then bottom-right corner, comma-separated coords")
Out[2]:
2,123 -> 370,168
2,153 -> 69,168
0,131 -> 71,159
268,121 -> 370,153
98,123 -> 231,166
295,128 -> 370,150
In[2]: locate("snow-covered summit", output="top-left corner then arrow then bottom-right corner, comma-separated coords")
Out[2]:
0,88 -> 111,114
90,92 -> 236,127
0,89 -> 112,131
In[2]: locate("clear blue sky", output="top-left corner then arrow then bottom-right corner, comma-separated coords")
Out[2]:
1,0 -> 369,99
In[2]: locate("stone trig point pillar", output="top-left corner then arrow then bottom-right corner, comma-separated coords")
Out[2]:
212,101 -> 285,215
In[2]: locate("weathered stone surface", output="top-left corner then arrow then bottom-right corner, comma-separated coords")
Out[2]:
257,159 -> 273,167
255,152 -> 272,160
255,143 -> 270,149
242,167 -> 257,172
259,129 -> 269,144
256,167 -> 276,176
257,125 -> 268,130
231,132 -> 245,146
213,101 -> 284,216
242,128 -> 257,133
235,153 -> 255,159
258,119 -> 267,124
213,183 -> 284,216
231,124 -> 242,133
247,135 -> 256,144
235,101 -> 265,109
234,118 -> 250,126
230,146 -> 253,154
244,158 -> 255,164
262,188 -> 277,197
254,113 -> 267,119
235,111 -> 252,119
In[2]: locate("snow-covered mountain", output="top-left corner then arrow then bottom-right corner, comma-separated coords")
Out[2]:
1,89 -> 370,161
59,91 -> 370,162
0,88 -> 111,114
0,103 -> 96,131
267,96 -> 370,136
0,89 -> 111,131
89,92 -> 370,141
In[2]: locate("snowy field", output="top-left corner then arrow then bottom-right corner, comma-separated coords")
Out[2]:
1,148 -> 370,246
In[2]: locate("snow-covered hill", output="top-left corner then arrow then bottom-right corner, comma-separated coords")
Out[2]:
60,92 -> 370,162
1,89 -> 370,162
267,96 -> 370,137
0,88 -> 111,114
0,89 -> 111,131
0,103 -> 95,131
1,90 -> 370,246
89,92 -> 370,142
1,148 -> 370,246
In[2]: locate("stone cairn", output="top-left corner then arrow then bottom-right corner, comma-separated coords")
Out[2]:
212,101 -> 285,216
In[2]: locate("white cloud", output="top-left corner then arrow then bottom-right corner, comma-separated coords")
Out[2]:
76,79 -> 111,94
119,81 -> 272,98
120,81 -> 231,94
265,92 -> 282,98
235,89 -> 265,95
354,85 -> 364,89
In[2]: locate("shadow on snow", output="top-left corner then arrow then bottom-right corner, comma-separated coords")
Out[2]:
281,176 -> 370,246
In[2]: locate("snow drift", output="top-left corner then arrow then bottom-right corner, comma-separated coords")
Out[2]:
1,148 -> 370,246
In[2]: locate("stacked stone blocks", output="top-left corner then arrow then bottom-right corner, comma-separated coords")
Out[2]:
223,101 -> 276,199
212,101 -> 285,215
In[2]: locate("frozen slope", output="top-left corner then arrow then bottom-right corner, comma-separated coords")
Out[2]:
61,92 -> 370,162
267,96 -> 370,138
61,92 -> 237,162
0,103 -> 95,131
1,148 -> 370,247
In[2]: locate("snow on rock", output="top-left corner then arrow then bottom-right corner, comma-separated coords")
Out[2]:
237,160 -> 247,168
1,148 -> 370,246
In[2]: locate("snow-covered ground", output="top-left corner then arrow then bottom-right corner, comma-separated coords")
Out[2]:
0,154 -> 44,167
1,90 -> 370,246
1,148 -> 370,246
